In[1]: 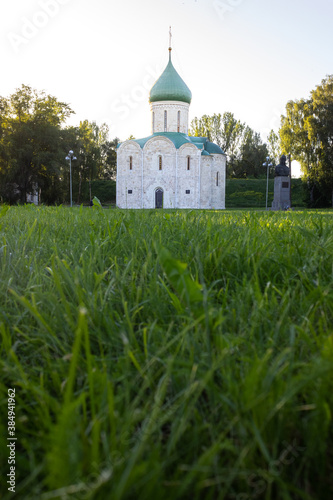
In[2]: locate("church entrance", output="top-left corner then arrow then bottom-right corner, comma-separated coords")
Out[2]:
155,188 -> 163,209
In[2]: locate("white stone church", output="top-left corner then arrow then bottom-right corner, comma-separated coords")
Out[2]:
116,42 -> 226,209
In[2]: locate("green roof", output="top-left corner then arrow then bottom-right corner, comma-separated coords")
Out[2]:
133,133 -> 194,149
205,141 -> 225,155
149,54 -> 192,104
123,133 -> 225,154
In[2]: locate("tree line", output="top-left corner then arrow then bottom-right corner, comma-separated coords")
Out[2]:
190,75 -> 333,207
189,112 -> 275,178
0,85 -> 118,204
1,76 -> 332,206
279,75 -> 333,207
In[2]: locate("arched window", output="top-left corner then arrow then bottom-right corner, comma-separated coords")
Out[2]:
155,188 -> 163,209
164,110 -> 167,132
159,156 -> 162,170
187,156 -> 190,171
216,172 -> 219,186
152,112 -> 155,133
177,111 -> 180,132
129,156 -> 133,170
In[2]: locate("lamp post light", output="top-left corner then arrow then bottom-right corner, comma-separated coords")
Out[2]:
263,156 -> 273,210
65,150 -> 77,207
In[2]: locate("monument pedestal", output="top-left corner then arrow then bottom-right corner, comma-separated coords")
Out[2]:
272,176 -> 291,210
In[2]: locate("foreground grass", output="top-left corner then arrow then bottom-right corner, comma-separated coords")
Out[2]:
0,206 -> 332,500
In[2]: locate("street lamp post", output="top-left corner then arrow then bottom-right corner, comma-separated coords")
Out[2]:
263,156 -> 273,210
65,150 -> 77,207
288,153 -> 292,208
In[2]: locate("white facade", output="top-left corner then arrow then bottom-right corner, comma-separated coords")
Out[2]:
116,53 -> 226,210
151,101 -> 190,134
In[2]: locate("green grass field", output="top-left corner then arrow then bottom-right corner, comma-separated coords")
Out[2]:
0,205 -> 332,500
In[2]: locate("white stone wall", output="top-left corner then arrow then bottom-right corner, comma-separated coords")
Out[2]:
116,141 -> 143,208
150,101 -> 189,134
177,144 -> 201,208
200,157 -> 213,209
142,137 -> 176,208
197,154 -> 226,209
116,138 -> 226,210
210,154 -> 226,210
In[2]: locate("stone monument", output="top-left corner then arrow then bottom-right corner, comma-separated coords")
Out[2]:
272,155 -> 291,210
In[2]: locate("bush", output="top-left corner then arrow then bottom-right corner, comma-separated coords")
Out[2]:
76,180 -> 116,205
226,178 -> 307,208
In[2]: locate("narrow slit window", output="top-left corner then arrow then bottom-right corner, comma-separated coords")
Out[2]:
129,156 -> 133,170
187,156 -> 190,170
164,110 -> 167,132
216,172 -> 219,186
159,156 -> 162,170
152,112 -> 155,133
177,111 -> 180,132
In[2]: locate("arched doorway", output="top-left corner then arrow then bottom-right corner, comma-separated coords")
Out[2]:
155,188 -> 163,209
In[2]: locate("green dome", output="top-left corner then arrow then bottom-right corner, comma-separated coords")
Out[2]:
149,55 -> 192,104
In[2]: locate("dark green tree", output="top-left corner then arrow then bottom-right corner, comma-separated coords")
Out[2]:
233,126 -> 269,178
69,121 -> 118,203
306,76 -> 333,206
100,137 -> 119,180
189,112 -> 267,178
189,112 -> 244,155
267,129 -> 280,166
0,85 -> 73,204
279,75 -> 333,206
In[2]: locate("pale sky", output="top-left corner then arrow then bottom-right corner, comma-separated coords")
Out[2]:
2,0 -> 333,177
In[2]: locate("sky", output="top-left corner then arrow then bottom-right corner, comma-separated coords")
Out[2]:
1,0 -> 333,177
